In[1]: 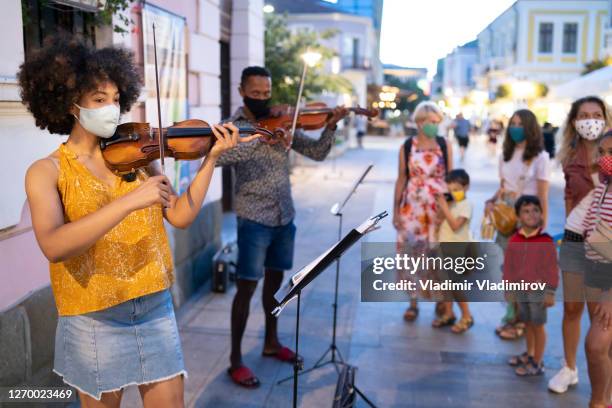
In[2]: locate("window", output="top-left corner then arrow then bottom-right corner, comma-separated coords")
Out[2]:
22,0 -> 96,55
538,22 -> 553,54
563,23 -> 578,54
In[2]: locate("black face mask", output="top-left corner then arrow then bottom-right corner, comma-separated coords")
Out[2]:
243,96 -> 271,119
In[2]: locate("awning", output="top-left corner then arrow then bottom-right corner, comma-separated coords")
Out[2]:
51,0 -> 105,12
548,66 -> 612,100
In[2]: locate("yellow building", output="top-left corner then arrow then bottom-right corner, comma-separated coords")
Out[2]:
475,0 -> 609,99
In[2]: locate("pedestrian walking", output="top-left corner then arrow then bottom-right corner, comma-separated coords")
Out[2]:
452,113 -> 471,162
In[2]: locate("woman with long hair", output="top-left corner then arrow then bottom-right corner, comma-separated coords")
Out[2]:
18,35 -> 256,407
485,109 -> 551,341
549,96 -> 609,395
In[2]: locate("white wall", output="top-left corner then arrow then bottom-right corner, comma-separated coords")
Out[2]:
0,1 -> 64,230
230,0 -> 264,114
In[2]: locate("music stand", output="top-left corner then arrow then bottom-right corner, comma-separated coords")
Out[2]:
273,211 -> 387,408
305,164 -> 374,375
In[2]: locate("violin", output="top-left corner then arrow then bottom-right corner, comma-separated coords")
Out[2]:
99,120 -> 275,175
100,23 -> 275,176
255,102 -> 378,147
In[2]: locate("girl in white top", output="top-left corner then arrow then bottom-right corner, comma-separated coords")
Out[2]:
486,109 -> 551,232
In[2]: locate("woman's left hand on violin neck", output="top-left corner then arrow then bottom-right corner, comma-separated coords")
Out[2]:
207,122 -> 261,160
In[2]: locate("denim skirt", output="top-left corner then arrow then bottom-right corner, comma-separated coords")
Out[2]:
53,289 -> 187,400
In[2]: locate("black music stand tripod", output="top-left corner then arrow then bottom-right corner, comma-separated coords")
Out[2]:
273,210 -> 385,408
310,164 -> 375,376
277,164 -> 373,382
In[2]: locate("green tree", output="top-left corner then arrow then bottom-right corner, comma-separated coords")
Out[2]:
582,59 -> 610,75
265,13 -> 353,105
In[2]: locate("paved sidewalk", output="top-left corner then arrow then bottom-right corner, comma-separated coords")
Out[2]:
119,135 -> 591,408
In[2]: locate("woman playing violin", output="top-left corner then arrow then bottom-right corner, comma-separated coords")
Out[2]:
18,35 -> 256,408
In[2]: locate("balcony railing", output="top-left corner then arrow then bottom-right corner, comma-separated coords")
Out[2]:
341,56 -> 371,70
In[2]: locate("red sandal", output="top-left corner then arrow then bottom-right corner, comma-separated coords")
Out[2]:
262,346 -> 303,364
228,365 -> 260,388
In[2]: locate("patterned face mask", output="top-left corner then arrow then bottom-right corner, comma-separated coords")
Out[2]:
575,119 -> 606,141
599,155 -> 612,177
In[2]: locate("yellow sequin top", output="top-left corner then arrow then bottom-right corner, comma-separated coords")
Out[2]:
50,144 -> 174,316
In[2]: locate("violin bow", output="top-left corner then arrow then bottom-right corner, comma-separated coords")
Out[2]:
152,22 -> 165,175
287,56 -> 310,151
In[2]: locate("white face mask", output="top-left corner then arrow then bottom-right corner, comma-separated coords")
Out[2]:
575,119 -> 606,141
74,103 -> 120,138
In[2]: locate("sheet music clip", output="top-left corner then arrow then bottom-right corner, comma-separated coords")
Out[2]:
357,210 -> 388,235
330,202 -> 341,216
272,294 -> 297,317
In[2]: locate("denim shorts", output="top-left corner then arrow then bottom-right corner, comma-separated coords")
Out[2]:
53,289 -> 186,400
559,230 -> 588,273
516,292 -> 547,325
236,217 -> 296,280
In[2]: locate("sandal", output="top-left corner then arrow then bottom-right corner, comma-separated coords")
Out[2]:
515,357 -> 544,376
498,322 -> 525,340
262,346 -> 303,365
403,306 -> 419,322
432,314 -> 456,328
495,322 -> 513,335
228,366 -> 260,388
507,352 -> 530,367
451,317 -> 474,334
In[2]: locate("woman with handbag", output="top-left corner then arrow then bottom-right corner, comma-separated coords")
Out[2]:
583,133 -> 612,408
484,109 -> 551,340
549,97 -> 609,394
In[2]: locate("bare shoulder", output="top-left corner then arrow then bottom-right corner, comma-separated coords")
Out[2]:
26,151 -> 60,188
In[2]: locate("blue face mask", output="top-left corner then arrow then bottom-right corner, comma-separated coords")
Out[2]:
508,126 -> 526,143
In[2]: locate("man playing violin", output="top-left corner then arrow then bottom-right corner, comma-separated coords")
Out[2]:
217,66 -> 347,388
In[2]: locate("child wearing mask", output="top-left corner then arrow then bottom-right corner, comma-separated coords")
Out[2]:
434,169 -> 474,333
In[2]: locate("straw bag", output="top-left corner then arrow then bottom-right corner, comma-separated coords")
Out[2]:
586,184 -> 612,261
490,201 -> 517,236
480,214 -> 496,240
489,160 -> 534,236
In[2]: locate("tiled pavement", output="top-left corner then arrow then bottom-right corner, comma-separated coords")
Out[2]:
120,135 -> 591,408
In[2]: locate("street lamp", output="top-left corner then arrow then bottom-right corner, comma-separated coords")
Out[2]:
288,51 -> 323,139
263,4 -> 275,13
301,51 -> 322,67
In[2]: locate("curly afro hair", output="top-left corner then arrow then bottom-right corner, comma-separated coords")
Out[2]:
18,34 -> 142,135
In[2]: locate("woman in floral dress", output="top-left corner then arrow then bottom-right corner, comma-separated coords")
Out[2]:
393,101 -> 453,323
